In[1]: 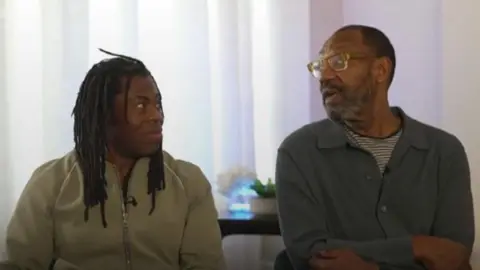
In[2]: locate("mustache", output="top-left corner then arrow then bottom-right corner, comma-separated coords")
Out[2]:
320,81 -> 344,98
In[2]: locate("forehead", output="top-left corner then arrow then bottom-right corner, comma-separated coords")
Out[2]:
124,76 -> 158,96
320,29 -> 369,56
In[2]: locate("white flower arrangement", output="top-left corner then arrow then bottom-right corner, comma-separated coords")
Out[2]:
217,166 -> 257,196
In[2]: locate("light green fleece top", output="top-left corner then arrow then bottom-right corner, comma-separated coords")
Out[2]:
2,150 -> 225,270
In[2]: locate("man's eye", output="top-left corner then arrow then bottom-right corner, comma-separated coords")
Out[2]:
136,103 -> 145,109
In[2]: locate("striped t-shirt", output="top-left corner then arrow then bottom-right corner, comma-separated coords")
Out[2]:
344,127 -> 402,174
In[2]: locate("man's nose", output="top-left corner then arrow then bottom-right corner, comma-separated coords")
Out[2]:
148,106 -> 164,123
319,65 -> 336,84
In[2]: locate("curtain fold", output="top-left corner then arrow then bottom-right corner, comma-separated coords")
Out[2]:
0,0 -> 313,268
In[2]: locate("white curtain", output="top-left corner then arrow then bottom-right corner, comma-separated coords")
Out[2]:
4,0 -> 480,268
0,0 -> 314,268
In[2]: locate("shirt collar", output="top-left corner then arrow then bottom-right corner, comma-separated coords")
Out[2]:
316,107 -> 429,150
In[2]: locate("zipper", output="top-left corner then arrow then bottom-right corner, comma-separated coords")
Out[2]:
113,166 -> 134,270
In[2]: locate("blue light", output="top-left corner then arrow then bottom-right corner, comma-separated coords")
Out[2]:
227,177 -> 257,213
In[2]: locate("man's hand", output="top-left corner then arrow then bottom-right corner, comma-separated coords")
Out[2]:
412,235 -> 468,270
309,249 -> 378,270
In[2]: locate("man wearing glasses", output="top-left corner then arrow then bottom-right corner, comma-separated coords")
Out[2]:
275,25 -> 474,270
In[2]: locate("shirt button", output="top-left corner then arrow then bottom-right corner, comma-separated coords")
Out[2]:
380,205 -> 388,213
365,175 -> 373,180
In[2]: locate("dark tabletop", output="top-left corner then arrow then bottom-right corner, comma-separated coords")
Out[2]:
218,211 -> 281,238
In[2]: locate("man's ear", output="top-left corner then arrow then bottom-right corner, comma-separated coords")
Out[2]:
374,57 -> 391,84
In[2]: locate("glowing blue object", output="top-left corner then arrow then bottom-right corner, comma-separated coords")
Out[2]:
227,177 -> 258,213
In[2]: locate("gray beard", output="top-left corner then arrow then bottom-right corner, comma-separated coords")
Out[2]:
325,102 -> 363,123
324,86 -> 373,123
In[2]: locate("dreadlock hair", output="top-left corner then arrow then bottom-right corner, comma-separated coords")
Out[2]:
72,48 -> 165,227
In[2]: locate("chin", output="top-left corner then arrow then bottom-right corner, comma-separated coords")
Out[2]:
325,107 -> 343,123
328,101 -> 364,120
136,145 -> 161,158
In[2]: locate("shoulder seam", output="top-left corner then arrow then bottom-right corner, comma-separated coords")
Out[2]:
54,161 -> 79,207
164,162 -> 185,190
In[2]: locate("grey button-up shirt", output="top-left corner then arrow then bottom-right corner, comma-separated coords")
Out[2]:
276,108 -> 475,270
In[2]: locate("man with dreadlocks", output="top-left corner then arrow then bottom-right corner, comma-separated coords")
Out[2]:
2,50 -> 225,270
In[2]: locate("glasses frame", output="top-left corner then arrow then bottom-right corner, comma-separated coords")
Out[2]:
307,52 -> 370,78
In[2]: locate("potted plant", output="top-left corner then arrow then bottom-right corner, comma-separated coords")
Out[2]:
249,178 -> 277,214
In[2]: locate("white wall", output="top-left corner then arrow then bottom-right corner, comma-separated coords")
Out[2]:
441,0 -> 480,266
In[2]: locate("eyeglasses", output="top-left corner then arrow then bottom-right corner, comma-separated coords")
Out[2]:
307,53 -> 367,79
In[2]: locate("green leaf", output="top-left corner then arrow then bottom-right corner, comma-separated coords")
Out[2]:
250,177 -> 276,198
